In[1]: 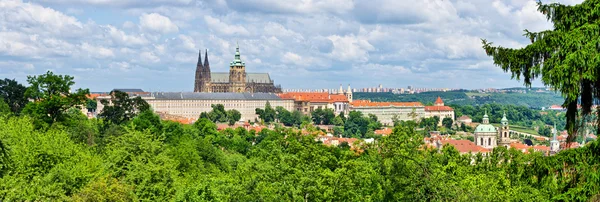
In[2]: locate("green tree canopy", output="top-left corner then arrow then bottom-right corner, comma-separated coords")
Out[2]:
482,1 -> 600,141
98,90 -> 150,125
21,71 -> 89,128
0,78 -> 28,113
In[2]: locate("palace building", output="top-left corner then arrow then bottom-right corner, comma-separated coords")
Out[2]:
194,44 -> 282,93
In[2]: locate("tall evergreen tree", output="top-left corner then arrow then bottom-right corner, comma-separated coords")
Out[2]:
482,0 -> 600,141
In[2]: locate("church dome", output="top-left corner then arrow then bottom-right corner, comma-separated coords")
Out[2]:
475,124 -> 497,133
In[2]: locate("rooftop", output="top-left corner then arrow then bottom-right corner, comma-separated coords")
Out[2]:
150,92 -> 282,100
424,106 -> 454,111
351,100 -> 424,107
278,92 -> 349,103
440,140 -> 490,153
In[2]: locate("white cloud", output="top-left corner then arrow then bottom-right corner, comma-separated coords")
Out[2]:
0,0 -> 86,37
81,43 -> 115,58
140,51 -> 160,63
139,13 -> 179,34
103,25 -> 149,47
327,34 -> 374,62
204,15 -> 250,36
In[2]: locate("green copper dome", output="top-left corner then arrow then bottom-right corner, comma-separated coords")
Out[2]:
475,124 -> 497,133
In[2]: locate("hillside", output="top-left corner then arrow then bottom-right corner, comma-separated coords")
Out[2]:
354,90 -> 564,109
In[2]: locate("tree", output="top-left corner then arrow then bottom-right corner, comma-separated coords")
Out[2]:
21,71 -> 89,128
442,117 -> 453,129
332,116 -> 344,126
0,98 -> 10,115
98,90 -> 150,125
86,99 -> 97,113
0,78 -> 28,113
461,123 -> 467,132
200,104 -> 228,123
482,1 -> 600,141
256,101 -> 276,123
226,109 -> 241,126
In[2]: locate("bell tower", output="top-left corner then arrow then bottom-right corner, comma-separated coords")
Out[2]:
229,42 -> 247,93
499,111 -> 511,147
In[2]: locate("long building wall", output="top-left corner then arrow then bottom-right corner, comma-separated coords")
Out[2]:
96,92 -> 295,123
351,106 -> 426,125
146,98 -> 294,122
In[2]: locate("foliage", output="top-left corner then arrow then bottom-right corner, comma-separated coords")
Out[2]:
21,71 -> 89,129
343,111 -> 382,138
311,108 -> 335,125
199,104 -> 241,125
255,101 -> 276,123
481,0 -> 600,141
0,78 -> 28,114
98,90 -> 149,125
442,117 -> 453,129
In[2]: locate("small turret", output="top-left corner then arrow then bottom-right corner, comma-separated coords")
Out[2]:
482,110 -> 489,124
501,111 -> 508,126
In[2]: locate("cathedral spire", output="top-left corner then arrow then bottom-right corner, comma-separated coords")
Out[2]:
339,84 -> 343,95
197,49 -> 203,67
204,49 -> 210,68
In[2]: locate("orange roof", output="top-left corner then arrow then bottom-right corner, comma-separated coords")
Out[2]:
374,128 -> 392,136
86,93 -> 105,99
351,100 -> 424,107
424,106 -> 454,111
533,145 -> 550,151
510,142 -> 530,151
278,92 -> 348,103
457,115 -> 471,121
435,96 -> 444,104
440,140 -> 490,153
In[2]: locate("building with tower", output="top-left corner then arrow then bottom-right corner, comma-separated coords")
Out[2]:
193,44 -> 282,93
424,96 -> 455,126
474,111 -> 498,149
499,112 -> 511,148
474,111 -> 513,150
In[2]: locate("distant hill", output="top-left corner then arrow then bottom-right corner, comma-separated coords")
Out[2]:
354,90 -> 564,109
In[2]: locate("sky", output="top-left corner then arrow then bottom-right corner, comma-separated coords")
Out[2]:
0,0 -> 585,92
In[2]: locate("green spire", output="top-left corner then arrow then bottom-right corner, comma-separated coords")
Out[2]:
231,41 -> 244,66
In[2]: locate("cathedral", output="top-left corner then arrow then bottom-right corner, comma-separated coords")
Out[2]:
474,111 -> 511,149
194,44 -> 282,93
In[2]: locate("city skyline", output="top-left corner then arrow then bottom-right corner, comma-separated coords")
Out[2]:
0,0 -> 584,91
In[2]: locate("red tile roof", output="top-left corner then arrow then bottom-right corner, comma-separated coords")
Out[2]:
374,128 -> 392,136
533,145 -> 550,151
510,142 -> 531,151
435,96 -> 444,104
278,92 -> 348,103
351,100 -> 424,107
440,140 -> 490,153
457,115 -> 471,121
424,106 -> 454,111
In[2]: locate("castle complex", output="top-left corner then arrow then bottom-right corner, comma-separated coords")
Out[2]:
194,44 -> 282,93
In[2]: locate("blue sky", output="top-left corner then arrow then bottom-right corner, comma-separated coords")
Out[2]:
0,0 -> 583,92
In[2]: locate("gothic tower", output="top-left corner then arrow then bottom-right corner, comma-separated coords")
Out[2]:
499,111 -> 511,147
194,50 -> 203,92
203,49 -> 211,92
229,43 -> 247,93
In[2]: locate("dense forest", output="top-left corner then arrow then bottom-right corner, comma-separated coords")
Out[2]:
1,72 -> 600,201
354,90 -> 564,109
